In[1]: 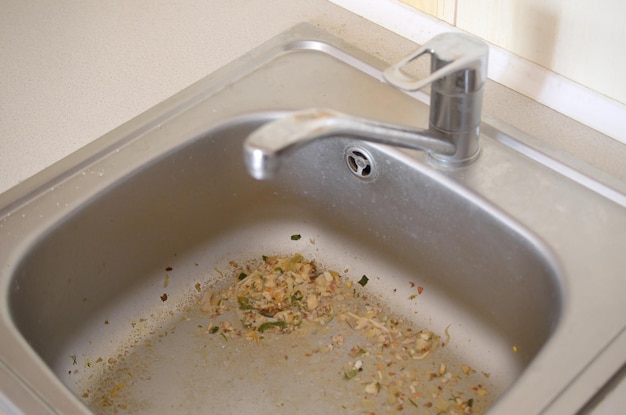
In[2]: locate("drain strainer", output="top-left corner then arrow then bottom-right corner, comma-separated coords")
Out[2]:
344,146 -> 377,180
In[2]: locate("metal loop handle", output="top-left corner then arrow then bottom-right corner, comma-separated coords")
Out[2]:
383,33 -> 488,92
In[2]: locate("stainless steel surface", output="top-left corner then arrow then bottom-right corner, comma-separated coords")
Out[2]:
244,108 -> 455,180
0,23 -> 625,414
245,33 -> 488,178
384,32 -> 488,166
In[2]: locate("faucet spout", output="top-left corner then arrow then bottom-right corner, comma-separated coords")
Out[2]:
243,108 -> 455,180
243,32 -> 489,180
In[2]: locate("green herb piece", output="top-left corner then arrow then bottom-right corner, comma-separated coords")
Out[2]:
262,255 -> 268,262
291,290 -> 303,302
209,326 -> 219,334
257,321 -> 287,333
467,398 -> 474,408
343,369 -> 358,380
357,275 -> 369,287
408,398 -> 418,408
237,272 -> 247,281
70,355 -> 77,365
290,234 -> 302,241
237,296 -> 254,310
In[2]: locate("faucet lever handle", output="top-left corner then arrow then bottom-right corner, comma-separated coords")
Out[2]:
383,32 -> 488,93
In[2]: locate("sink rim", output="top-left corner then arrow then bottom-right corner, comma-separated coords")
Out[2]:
0,23 -> 624,415
0,115 -> 564,414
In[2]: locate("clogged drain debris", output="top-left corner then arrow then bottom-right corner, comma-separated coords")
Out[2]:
197,253 -> 490,414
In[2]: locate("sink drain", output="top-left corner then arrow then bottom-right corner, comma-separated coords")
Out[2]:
344,146 -> 376,180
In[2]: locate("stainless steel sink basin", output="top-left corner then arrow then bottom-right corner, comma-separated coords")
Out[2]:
1,24 -> 625,414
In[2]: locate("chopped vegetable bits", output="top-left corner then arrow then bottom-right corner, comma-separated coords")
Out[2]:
197,253 -> 492,414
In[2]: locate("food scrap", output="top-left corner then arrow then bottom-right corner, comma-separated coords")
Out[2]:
357,275 -> 369,287
196,253 -> 491,414
199,253 -> 338,334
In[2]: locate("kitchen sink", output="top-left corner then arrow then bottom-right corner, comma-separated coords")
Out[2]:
1,24 -> 625,414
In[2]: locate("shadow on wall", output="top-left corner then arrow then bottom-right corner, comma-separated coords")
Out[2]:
512,2 -> 559,98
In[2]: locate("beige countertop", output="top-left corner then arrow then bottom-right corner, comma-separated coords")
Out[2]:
2,0 -> 626,197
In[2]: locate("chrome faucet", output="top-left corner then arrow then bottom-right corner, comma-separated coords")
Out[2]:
244,33 -> 489,180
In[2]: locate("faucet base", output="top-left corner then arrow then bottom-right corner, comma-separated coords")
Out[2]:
428,147 -> 481,167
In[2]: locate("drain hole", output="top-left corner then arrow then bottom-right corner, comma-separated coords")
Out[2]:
347,151 -> 372,176
345,146 -> 376,180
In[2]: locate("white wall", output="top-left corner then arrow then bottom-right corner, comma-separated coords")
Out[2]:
417,0 -> 626,106
330,0 -> 626,143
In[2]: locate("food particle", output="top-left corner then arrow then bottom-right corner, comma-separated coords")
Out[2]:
160,293 -> 168,302
476,385 -> 489,396
441,323 -> 452,348
348,345 -> 366,357
306,294 -> 319,310
513,345 -> 519,353
257,321 -> 288,333
231,253 -> 341,333
344,369 -> 358,380
110,383 -> 124,398
290,234 -> 302,241
358,275 -> 369,287
365,382 -> 380,395
194,253 -> 491,414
